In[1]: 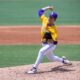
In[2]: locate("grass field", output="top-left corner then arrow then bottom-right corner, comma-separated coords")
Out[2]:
0,0 -> 80,25
0,44 -> 80,68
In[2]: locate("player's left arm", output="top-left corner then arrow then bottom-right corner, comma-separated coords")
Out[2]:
38,6 -> 54,16
38,6 -> 54,22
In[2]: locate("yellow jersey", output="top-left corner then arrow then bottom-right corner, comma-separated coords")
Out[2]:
40,15 -> 58,42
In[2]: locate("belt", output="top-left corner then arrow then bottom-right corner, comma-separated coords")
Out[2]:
42,41 -> 58,45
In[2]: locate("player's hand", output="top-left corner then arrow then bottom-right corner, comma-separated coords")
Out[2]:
42,6 -> 54,11
48,6 -> 54,10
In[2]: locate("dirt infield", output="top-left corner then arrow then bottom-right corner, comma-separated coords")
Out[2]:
0,61 -> 80,80
0,25 -> 80,45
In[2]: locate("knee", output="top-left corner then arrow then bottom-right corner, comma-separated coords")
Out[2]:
39,49 -> 45,55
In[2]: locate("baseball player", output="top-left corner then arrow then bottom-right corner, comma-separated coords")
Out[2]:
28,6 -> 72,74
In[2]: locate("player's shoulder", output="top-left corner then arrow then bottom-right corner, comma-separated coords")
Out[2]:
40,15 -> 48,23
40,15 -> 47,19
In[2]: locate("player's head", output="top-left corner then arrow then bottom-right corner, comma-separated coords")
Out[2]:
49,12 -> 58,24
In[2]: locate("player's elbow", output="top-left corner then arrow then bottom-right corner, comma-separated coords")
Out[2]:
38,9 -> 44,17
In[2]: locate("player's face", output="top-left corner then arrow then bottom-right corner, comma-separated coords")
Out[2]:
49,16 -> 56,24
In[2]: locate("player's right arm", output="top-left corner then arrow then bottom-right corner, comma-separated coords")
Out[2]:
38,6 -> 54,22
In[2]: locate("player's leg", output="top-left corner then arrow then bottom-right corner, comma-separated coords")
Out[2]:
46,52 -> 63,62
46,48 -> 72,64
27,44 -> 54,74
33,44 -> 54,68
45,44 -> 63,62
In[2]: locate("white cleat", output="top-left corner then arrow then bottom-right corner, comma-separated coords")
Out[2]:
62,56 -> 72,65
27,67 -> 37,74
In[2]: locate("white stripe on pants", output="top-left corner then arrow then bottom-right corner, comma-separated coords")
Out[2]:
33,43 -> 63,68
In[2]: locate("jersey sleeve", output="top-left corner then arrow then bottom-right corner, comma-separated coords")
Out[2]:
38,9 -> 48,22
51,32 -> 57,41
38,9 -> 44,17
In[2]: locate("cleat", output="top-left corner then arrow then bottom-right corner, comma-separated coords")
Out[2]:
27,67 -> 37,74
62,56 -> 72,65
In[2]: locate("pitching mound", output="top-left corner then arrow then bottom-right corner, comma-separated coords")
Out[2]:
0,61 -> 80,80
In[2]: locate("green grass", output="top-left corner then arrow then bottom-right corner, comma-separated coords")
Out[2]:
0,0 -> 80,25
0,44 -> 80,67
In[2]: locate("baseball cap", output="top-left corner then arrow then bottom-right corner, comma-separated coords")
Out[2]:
49,12 -> 58,19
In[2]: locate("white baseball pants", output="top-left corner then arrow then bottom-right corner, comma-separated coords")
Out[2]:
33,43 -> 63,68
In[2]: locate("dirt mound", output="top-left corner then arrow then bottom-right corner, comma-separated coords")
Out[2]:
0,61 -> 80,80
